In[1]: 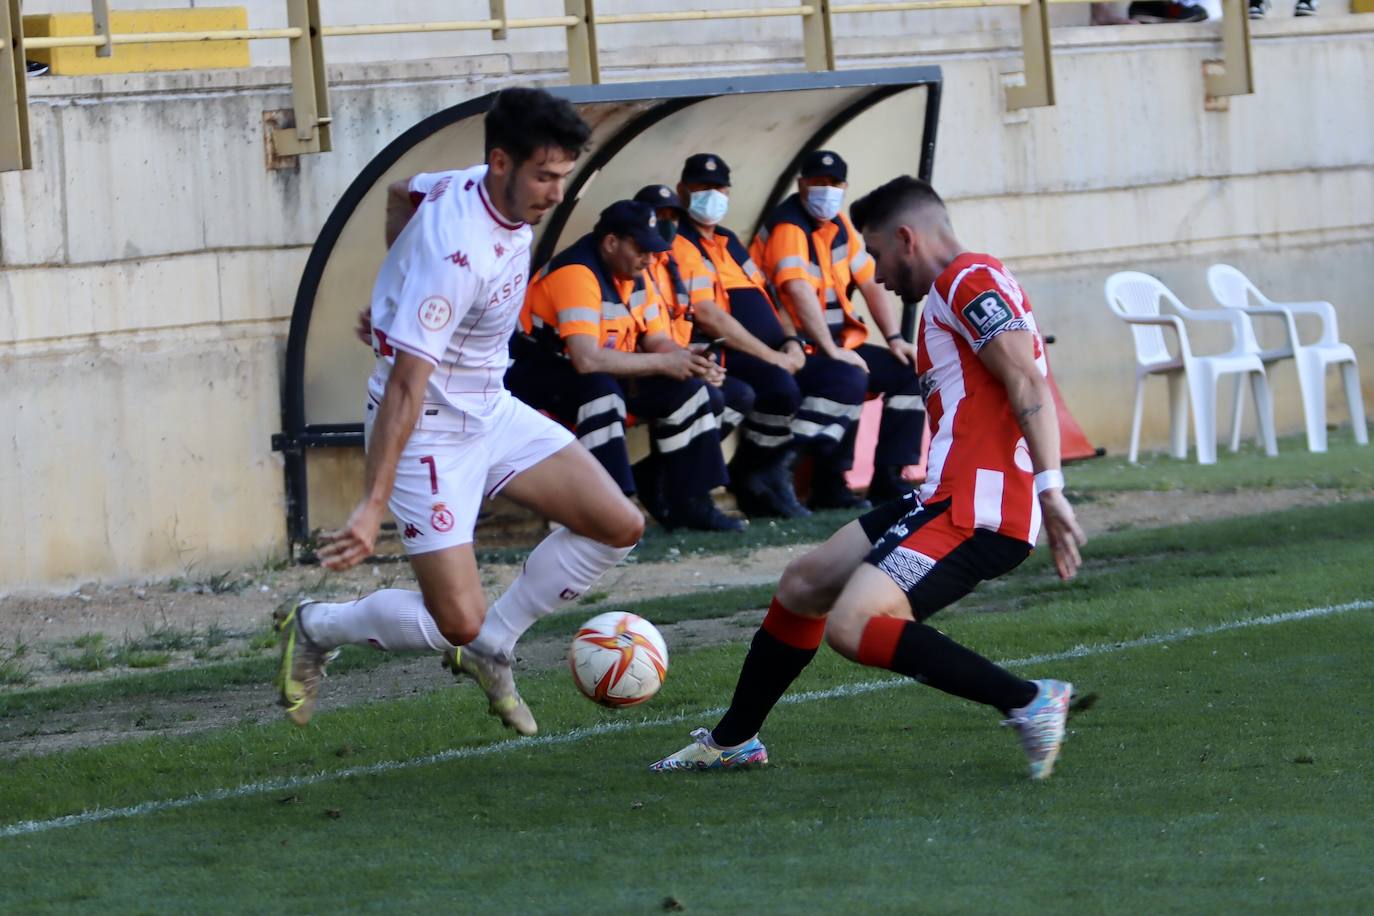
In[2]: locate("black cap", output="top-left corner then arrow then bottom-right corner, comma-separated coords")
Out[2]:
680,153 -> 731,187
594,200 -> 671,253
633,184 -> 684,213
800,149 -> 848,182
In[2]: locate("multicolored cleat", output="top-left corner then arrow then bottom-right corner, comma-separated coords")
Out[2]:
273,599 -> 338,727
1003,678 -> 1073,780
649,727 -> 769,772
443,645 -> 538,737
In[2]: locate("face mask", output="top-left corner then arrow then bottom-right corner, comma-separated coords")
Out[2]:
803,185 -> 845,222
688,190 -> 729,226
657,218 -> 679,244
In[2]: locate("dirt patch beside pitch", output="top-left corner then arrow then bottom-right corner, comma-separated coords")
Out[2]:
0,487 -> 1362,758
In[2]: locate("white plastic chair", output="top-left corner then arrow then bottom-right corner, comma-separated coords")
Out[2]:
1105,271 -> 1277,465
1207,264 -> 1368,454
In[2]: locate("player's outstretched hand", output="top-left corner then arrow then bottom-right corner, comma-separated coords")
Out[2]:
316,500 -> 385,571
1039,489 -> 1086,580
830,346 -> 870,374
354,306 -> 373,347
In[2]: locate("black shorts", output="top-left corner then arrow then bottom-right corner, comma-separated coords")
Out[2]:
857,495 -> 1031,620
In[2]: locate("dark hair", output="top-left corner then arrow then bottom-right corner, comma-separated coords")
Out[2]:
484,87 -> 591,167
849,175 -> 946,233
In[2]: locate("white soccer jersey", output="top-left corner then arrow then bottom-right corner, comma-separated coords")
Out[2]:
366,164 -> 533,433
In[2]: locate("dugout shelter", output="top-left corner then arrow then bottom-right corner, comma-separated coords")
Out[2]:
273,66 -> 945,546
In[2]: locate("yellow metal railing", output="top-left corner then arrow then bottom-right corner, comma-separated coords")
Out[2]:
0,0 -> 1253,172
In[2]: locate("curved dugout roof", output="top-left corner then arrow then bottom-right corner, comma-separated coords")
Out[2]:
275,66 -> 942,542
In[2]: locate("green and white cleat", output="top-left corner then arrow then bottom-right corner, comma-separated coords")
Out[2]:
1003,678 -> 1073,780
273,599 -> 338,727
443,645 -> 538,737
649,728 -> 769,772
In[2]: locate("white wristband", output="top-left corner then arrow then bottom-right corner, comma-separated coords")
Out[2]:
1034,469 -> 1065,495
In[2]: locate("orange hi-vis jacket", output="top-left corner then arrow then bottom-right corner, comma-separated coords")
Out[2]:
520,234 -> 668,355
648,240 -> 716,349
677,220 -> 771,304
752,193 -> 876,350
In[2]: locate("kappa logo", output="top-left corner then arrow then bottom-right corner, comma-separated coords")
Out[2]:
445,250 -> 470,268
559,588 -> 582,601
961,290 -> 1014,337
464,179 -> 475,191
494,242 -> 505,258
430,503 -> 455,533
426,178 -> 452,202
418,296 -> 453,331
402,522 -> 421,539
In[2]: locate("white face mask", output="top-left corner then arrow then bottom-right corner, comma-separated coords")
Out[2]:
688,189 -> 729,226
803,185 -> 845,222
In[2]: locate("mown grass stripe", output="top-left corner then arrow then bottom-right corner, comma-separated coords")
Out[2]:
2,598 -> 1369,841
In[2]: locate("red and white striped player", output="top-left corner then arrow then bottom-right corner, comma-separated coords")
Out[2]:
273,89 -> 645,737
652,176 -> 1087,780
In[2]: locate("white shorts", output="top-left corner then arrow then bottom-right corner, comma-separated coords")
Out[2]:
364,393 -> 574,554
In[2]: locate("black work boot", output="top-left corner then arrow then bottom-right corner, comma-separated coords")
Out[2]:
632,454 -> 672,528
731,443 -> 810,519
808,463 -> 871,511
669,494 -> 747,532
866,465 -> 916,505
754,449 -> 810,518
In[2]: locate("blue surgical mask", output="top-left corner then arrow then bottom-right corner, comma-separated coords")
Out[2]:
688,190 -> 729,226
803,185 -> 845,222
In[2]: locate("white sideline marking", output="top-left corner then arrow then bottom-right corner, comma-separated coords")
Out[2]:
2,599 -> 1369,840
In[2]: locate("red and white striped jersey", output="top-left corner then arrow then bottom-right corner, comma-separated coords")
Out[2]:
916,252 -> 1047,545
366,164 -> 532,433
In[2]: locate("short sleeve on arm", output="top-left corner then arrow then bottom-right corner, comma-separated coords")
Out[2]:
944,266 -> 1031,352
542,266 -> 604,341
842,216 -> 875,284
763,223 -> 817,289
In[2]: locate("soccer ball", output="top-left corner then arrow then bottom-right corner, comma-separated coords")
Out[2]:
568,611 -> 669,707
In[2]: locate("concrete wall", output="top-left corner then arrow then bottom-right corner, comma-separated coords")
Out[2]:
2,14 -> 1371,590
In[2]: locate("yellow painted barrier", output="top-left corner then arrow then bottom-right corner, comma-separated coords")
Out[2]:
24,8 -> 250,75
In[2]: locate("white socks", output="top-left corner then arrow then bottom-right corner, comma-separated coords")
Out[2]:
298,530 -> 633,658
467,528 -> 634,662
301,589 -> 454,653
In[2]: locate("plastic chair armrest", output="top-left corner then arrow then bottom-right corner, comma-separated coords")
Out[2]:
1119,314 -> 1191,357
1233,304 -> 1302,351
1271,300 -> 1340,345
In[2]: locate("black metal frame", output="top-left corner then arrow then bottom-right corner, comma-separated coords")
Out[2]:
272,66 -> 943,546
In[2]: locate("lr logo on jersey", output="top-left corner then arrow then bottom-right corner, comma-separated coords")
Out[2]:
961,291 -> 1014,337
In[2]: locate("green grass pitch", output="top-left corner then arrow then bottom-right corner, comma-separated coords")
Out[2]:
1,436 -> 1372,913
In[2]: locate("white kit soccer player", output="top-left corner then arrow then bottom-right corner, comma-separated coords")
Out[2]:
274,89 -> 645,736
363,166 -> 555,555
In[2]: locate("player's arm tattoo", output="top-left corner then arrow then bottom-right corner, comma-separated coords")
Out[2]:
1017,403 -> 1043,422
